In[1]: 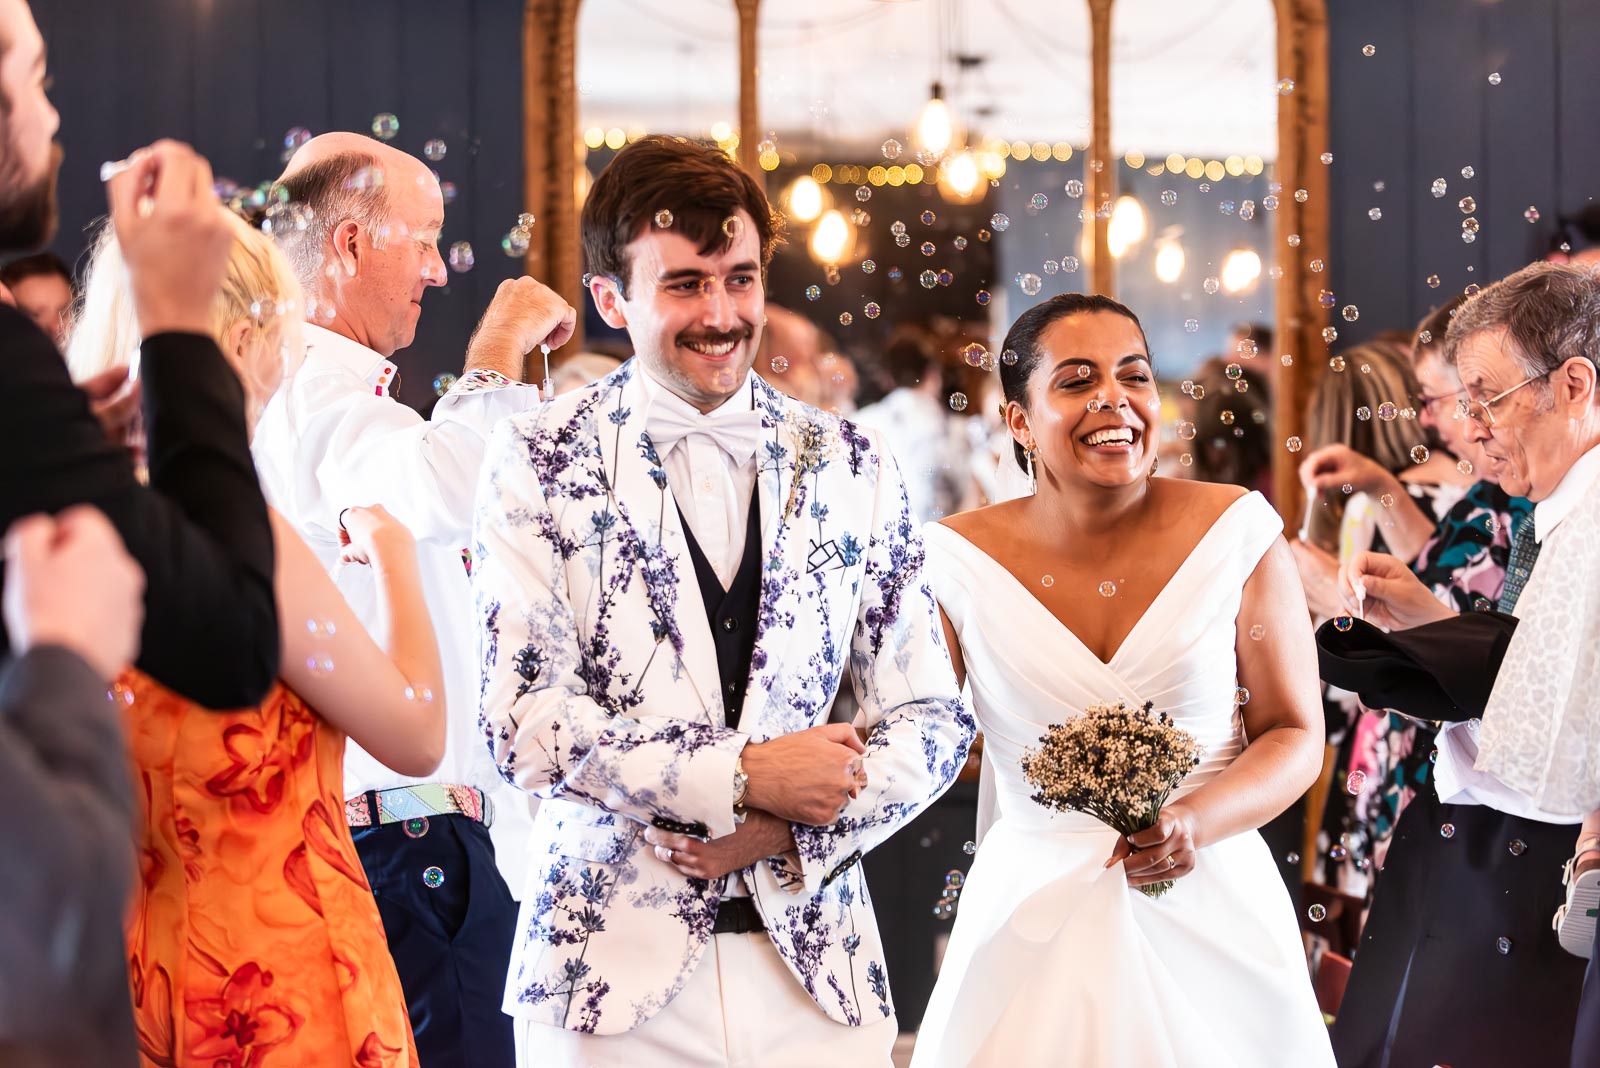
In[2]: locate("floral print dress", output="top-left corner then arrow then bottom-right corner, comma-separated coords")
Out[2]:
119,672 -> 417,1068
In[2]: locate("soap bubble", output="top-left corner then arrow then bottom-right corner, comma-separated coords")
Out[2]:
1488,71 -> 1502,85
1184,319 -> 1199,333
881,138 -> 903,160
1065,179 -> 1085,199
423,138 -> 447,162
770,355 -> 789,373
1333,616 -> 1354,632
1308,904 -> 1327,922
654,209 -> 675,228
1177,421 -> 1197,440
371,113 -> 399,140
1362,44 -> 1376,56
949,392 -> 969,412
1030,192 -> 1050,211
1368,207 -> 1383,221
1347,770 -> 1367,794
1342,305 -> 1360,322
1525,205 -> 1541,224
1098,581 -> 1117,598
1249,624 -> 1266,640
1431,178 -> 1448,198
1020,273 -> 1043,296
1411,445 -> 1430,464
805,285 -> 821,301
447,242 -> 474,272
989,212 -> 1011,232
1161,189 -> 1177,206
1440,822 -> 1456,839
1286,436 -> 1304,454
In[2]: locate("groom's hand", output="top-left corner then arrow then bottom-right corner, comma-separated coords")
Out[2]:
645,809 -> 796,880
740,724 -> 867,826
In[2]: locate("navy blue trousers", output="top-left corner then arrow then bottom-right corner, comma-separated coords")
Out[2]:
1576,925 -> 1600,1068
352,814 -> 517,1068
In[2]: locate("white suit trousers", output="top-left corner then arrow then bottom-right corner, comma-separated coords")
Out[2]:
516,931 -> 898,1067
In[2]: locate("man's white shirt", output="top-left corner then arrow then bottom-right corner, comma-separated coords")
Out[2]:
252,323 -> 543,879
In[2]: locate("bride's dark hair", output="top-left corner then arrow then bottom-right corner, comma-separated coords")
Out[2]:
998,293 -> 1152,470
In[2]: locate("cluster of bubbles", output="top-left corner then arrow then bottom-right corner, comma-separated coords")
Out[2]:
933,869 -> 965,920
503,213 -> 536,258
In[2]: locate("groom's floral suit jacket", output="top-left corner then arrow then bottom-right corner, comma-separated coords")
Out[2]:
472,360 -> 973,1034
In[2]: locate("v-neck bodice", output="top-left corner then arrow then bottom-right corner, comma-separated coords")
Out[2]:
924,491 -> 1284,831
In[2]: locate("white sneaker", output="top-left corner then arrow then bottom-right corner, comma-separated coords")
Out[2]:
1554,855 -> 1600,959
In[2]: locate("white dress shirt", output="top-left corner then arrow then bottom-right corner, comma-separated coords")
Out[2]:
638,367 -> 759,585
252,324 -> 545,873
1435,441 -> 1600,821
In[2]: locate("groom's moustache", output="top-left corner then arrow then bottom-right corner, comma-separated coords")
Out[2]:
676,327 -> 753,347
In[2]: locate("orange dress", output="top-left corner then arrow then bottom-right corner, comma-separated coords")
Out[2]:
119,671 -> 418,1068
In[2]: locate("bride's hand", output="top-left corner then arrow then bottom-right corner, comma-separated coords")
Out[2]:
1106,802 -> 1199,887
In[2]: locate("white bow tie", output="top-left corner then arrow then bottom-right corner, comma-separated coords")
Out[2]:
646,402 -> 765,465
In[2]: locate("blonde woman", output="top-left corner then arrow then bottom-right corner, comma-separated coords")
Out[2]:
73,211 -> 440,1067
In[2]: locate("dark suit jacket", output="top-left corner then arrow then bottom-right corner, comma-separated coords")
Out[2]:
0,646 -> 138,1067
0,305 -> 278,707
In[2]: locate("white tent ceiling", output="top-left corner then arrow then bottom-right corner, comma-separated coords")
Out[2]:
577,0 -> 1278,160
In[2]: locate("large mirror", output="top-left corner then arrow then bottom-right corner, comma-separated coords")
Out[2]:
1109,0 -> 1280,491
570,0 -> 743,367
757,0 -> 1093,520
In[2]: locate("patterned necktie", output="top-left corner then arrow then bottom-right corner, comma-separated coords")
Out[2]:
1497,512 -> 1540,614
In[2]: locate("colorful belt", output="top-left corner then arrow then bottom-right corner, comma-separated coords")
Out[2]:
344,784 -> 492,829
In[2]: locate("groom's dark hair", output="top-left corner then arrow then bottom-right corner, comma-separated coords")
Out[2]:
582,135 -> 784,297
998,293 -> 1151,470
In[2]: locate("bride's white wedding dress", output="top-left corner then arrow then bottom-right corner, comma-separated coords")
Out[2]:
912,492 -> 1334,1068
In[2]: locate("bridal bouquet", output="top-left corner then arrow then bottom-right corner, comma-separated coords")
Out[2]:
1021,699 -> 1204,899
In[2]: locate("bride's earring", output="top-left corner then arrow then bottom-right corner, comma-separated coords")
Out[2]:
1148,456 -> 1159,482
1026,443 -> 1038,495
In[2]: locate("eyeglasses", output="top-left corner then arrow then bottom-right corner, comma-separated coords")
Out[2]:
1455,372 -> 1548,428
1416,386 -> 1467,415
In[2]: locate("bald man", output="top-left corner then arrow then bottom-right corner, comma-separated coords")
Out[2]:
251,133 -> 575,1066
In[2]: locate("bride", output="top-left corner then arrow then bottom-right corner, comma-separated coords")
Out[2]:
911,294 -> 1335,1067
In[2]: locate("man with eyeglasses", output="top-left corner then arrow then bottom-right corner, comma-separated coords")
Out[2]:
1320,262 -> 1600,1068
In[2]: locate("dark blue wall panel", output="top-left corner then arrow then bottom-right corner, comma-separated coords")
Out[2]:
1328,0 -> 1600,345
33,0 -> 526,411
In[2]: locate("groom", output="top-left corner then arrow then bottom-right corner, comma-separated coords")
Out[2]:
473,135 -> 973,1065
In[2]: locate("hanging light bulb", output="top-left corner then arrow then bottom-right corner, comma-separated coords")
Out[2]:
786,175 -> 825,222
938,148 -> 982,203
810,209 -> 852,264
1221,248 -> 1262,292
1155,239 -> 1185,283
914,83 -> 954,159
1107,195 -> 1147,258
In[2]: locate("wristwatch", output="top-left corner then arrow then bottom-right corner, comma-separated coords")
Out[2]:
732,756 -> 750,826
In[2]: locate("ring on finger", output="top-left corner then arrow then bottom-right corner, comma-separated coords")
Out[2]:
1167,855 -> 1177,871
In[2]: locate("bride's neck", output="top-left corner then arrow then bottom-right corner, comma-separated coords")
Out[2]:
1028,478 -> 1153,538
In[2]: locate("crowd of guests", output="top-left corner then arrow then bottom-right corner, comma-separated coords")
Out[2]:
6,0 -> 1600,1060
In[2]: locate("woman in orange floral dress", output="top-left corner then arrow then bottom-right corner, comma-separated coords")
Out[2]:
72,213 -> 447,1067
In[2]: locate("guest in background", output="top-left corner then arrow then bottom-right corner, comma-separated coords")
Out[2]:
1190,367 -> 1273,498
1325,262 -> 1599,1068
73,210 -> 440,1067
0,0 -> 279,709
760,303 -> 825,406
0,505 -> 143,1068
1291,335 -> 1476,894
0,250 -> 71,346
255,131 -> 575,1066
855,330 -> 968,521
550,350 -> 622,395
1354,295 -> 1532,880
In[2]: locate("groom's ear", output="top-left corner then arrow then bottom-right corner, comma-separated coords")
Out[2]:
591,274 -> 629,330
